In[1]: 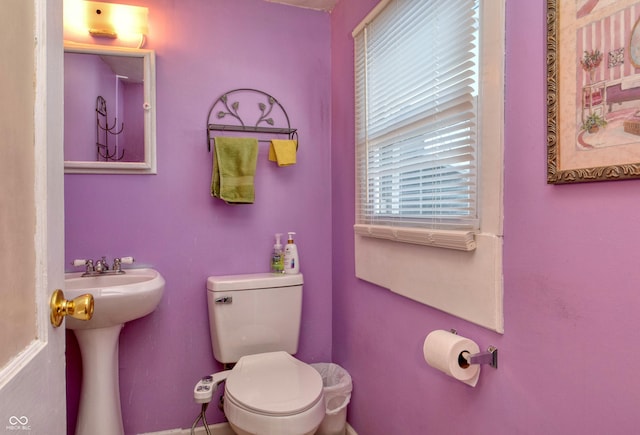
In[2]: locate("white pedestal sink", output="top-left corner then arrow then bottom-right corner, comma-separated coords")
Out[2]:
65,268 -> 165,435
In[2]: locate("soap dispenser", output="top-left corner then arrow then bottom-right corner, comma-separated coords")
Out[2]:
271,233 -> 284,274
283,232 -> 300,274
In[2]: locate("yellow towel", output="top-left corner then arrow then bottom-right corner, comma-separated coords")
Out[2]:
269,139 -> 297,166
211,137 -> 259,204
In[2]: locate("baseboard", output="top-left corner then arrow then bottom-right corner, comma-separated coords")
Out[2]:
139,422 -> 357,435
138,424 -> 233,435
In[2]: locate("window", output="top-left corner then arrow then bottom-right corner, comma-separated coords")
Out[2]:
355,0 -> 479,240
352,0 -> 504,332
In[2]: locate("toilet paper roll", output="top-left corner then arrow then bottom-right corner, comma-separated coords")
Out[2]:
423,330 -> 481,387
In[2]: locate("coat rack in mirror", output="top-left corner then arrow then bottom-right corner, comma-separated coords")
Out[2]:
64,42 -> 156,174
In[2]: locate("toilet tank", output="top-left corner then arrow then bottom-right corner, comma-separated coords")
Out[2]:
206,273 -> 304,364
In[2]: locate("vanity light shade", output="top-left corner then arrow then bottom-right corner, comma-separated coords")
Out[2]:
84,1 -> 148,39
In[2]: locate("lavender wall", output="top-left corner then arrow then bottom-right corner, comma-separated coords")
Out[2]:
121,82 -> 144,163
332,1 -> 640,434
64,1 -> 331,433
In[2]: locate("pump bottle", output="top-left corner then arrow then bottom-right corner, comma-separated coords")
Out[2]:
271,233 -> 284,274
283,232 -> 300,274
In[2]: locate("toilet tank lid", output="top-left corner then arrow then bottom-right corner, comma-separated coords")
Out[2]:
207,273 -> 303,291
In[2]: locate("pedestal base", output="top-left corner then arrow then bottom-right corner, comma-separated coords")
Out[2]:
73,324 -> 124,435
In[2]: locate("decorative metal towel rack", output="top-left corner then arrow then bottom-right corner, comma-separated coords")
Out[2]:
96,95 -> 125,161
206,88 -> 298,152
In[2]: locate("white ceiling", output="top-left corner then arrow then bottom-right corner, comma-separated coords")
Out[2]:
263,0 -> 338,12
99,54 -> 144,83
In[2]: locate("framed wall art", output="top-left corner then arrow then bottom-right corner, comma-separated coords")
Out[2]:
547,0 -> 640,183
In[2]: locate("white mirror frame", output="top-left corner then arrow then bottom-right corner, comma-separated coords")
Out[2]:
63,42 -> 157,174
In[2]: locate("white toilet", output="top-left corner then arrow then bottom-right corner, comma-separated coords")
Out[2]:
203,273 -> 324,435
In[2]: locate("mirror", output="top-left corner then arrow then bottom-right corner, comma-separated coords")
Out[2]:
64,42 -> 156,174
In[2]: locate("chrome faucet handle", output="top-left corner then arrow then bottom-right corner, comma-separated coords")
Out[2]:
112,256 -> 134,272
72,259 -> 94,273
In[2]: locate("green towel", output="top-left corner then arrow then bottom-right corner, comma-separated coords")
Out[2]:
211,137 -> 259,204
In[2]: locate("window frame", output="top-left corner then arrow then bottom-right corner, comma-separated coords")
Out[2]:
352,0 -> 505,333
354,1 -> 481,240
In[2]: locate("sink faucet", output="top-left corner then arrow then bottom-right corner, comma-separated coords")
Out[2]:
72,256 -> 135,276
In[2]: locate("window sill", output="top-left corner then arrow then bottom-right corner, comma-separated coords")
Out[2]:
353,224 -> 476,251
354,230 -> 504,333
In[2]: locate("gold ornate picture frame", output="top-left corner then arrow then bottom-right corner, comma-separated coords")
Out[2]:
547,0 -> 640,184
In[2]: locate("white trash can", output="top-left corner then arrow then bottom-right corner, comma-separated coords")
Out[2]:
311,363 -> 352,435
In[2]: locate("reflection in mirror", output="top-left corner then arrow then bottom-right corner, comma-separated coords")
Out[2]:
64,43 -> 156,174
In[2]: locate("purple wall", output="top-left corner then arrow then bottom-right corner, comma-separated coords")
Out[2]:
64,1 -> 331,433
121,82 -> 144,162
332,1 -> 640,434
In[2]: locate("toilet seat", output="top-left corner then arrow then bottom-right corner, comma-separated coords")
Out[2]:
225,351 -> 323,416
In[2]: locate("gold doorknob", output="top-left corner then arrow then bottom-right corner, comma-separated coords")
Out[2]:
50,289 -> 94,328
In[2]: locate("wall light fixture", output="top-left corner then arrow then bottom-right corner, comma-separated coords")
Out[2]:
84,1 -> 148,40
64,0 -> 149,47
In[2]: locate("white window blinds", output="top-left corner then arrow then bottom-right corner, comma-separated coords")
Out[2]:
354,0 -> 479,234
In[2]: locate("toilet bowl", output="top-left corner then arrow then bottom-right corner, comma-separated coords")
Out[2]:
223,352 -> 325,435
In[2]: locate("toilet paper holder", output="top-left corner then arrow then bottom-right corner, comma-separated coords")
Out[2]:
450,329 -> 498,369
